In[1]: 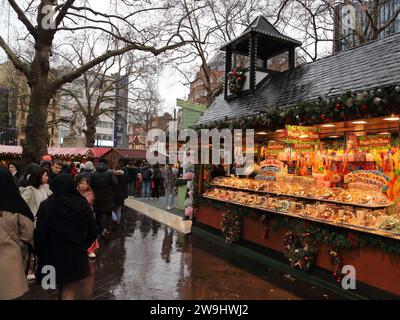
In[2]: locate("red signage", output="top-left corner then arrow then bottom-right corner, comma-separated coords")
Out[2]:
285,125 -> 319,141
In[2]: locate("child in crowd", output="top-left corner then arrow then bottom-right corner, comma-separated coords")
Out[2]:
77,177 -> 99,259
183,190 -> 194,221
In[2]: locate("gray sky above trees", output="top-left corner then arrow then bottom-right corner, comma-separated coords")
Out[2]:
0,0 -> 338,115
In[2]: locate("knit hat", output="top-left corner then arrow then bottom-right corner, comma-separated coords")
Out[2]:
84,161 -> 95,171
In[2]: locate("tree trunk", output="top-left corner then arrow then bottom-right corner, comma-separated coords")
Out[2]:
22,43 -> 52,164
84,116 -> 96,147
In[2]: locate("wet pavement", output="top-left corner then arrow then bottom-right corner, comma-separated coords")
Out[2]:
22,207 -> 341,300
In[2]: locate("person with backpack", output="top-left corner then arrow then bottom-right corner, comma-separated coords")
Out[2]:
140,163 -> 152,200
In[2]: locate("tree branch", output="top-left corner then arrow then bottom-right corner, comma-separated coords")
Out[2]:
7,0 -> 37,38
0,35 -> 30,79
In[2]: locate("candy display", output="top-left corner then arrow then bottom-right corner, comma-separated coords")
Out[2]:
204,187 -> 399,234
211,177 -> 392,207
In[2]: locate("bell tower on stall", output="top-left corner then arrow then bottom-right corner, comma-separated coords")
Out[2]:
221,16 -> 301,99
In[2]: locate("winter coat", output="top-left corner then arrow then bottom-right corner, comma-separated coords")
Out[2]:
20,185 -> 52,218
141,167 -> 152,182
90,163 -> 118,213
0,211 -> 34,300
34,174 -> 98,287
34,198 -> 98,286
126,166 -> 137,183
79,190 -> 94,208
163,168 -> 175,193
75,169 -> 93,184
152,167 -> 163,183
113,170 -> 128,208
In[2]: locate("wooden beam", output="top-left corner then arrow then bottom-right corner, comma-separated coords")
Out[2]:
224,47 -> 232,100
249,32 -> 257,94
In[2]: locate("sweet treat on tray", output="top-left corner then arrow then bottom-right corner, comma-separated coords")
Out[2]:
210,177 -> 392,206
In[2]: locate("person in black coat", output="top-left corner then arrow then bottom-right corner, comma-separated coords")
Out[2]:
34,174 -> 98,300
151,164 -> 163,199
113,164 -> 128,225
90,158 -> 118,235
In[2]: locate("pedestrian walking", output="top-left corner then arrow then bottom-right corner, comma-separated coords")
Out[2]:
126,161 -> 137,198
8,161 -> 21,184
17,163 -> 40,188
77,177 -> 99,259
48,159 -> 63,184
19,166 -> 52,219
34,174 -> 98,300
19,166 -> 52,280
0,167 -> 34,300
163,164 -> 175,210
141,163 -> 152,200
113,164 -> 128,225
151,164 -> 163,199
76,161 -> 95,184
90,158 -> 118,236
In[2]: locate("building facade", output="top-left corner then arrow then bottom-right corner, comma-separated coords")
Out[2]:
0,61 -> 60,146
334,0 -> 400,52
187,52 -> 225,105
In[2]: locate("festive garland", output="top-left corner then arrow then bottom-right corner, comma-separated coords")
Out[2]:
283,231 -> 318,271
220,210 -> 243,244
200,197 -> 400,281
194,85 -> 400,131
228,68 -> 246,94
328,245 -> 344,283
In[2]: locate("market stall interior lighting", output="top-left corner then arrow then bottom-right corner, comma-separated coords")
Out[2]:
352,120 -> 368,124
256,132 -> 268,135
327,135 -> 340,138
275,129 -> 284,132
321,124 -> 336,127
383,115 -> 400,121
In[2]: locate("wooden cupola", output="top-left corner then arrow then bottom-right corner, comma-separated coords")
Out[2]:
221,16 -> 301,99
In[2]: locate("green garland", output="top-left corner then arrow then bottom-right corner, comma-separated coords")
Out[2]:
200,197 -> 400,281
194,85 -> 400,131
221,210 -> 243,244
283,231 -> 318,271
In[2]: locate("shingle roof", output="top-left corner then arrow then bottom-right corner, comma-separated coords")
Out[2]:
197,32 -> 400,126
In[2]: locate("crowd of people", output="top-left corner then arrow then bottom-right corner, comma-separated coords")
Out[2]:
0,156 -> 174,299
0,156 -> 178,300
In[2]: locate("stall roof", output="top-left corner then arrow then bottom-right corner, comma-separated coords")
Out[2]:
92,147 -> 112,158
197,32 -> 400,126
105,148 -> 147,160
0,146 -> 108,158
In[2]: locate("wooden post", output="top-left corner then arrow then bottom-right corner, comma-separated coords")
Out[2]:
224,47 -> 232,100
289,47 -> 295,70
249,32 -> 256,94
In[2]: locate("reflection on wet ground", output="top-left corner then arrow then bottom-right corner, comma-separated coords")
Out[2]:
23,208 -> 340,300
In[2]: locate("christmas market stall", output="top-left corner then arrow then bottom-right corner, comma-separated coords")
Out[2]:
102,148 -> 146,166
0,146 -> 109,163
194,16 -> 400,296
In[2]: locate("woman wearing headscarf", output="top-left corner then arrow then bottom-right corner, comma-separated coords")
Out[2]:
0,167 -> 34,300
34,174 -> 99,300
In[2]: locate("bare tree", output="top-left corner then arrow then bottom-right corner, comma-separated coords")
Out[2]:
168,0 -> 271,106
0,0 -> 193,163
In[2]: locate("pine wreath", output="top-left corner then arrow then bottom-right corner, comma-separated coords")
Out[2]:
228,68 -> 246,94
220,211 -> 242,245
283,231 -> 318,271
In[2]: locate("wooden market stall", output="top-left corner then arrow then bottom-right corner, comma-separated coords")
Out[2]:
194,16 -> 400,296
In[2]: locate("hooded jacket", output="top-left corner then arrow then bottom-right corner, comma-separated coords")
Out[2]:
113,170 -> 128,207
90,163 -> 118,213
